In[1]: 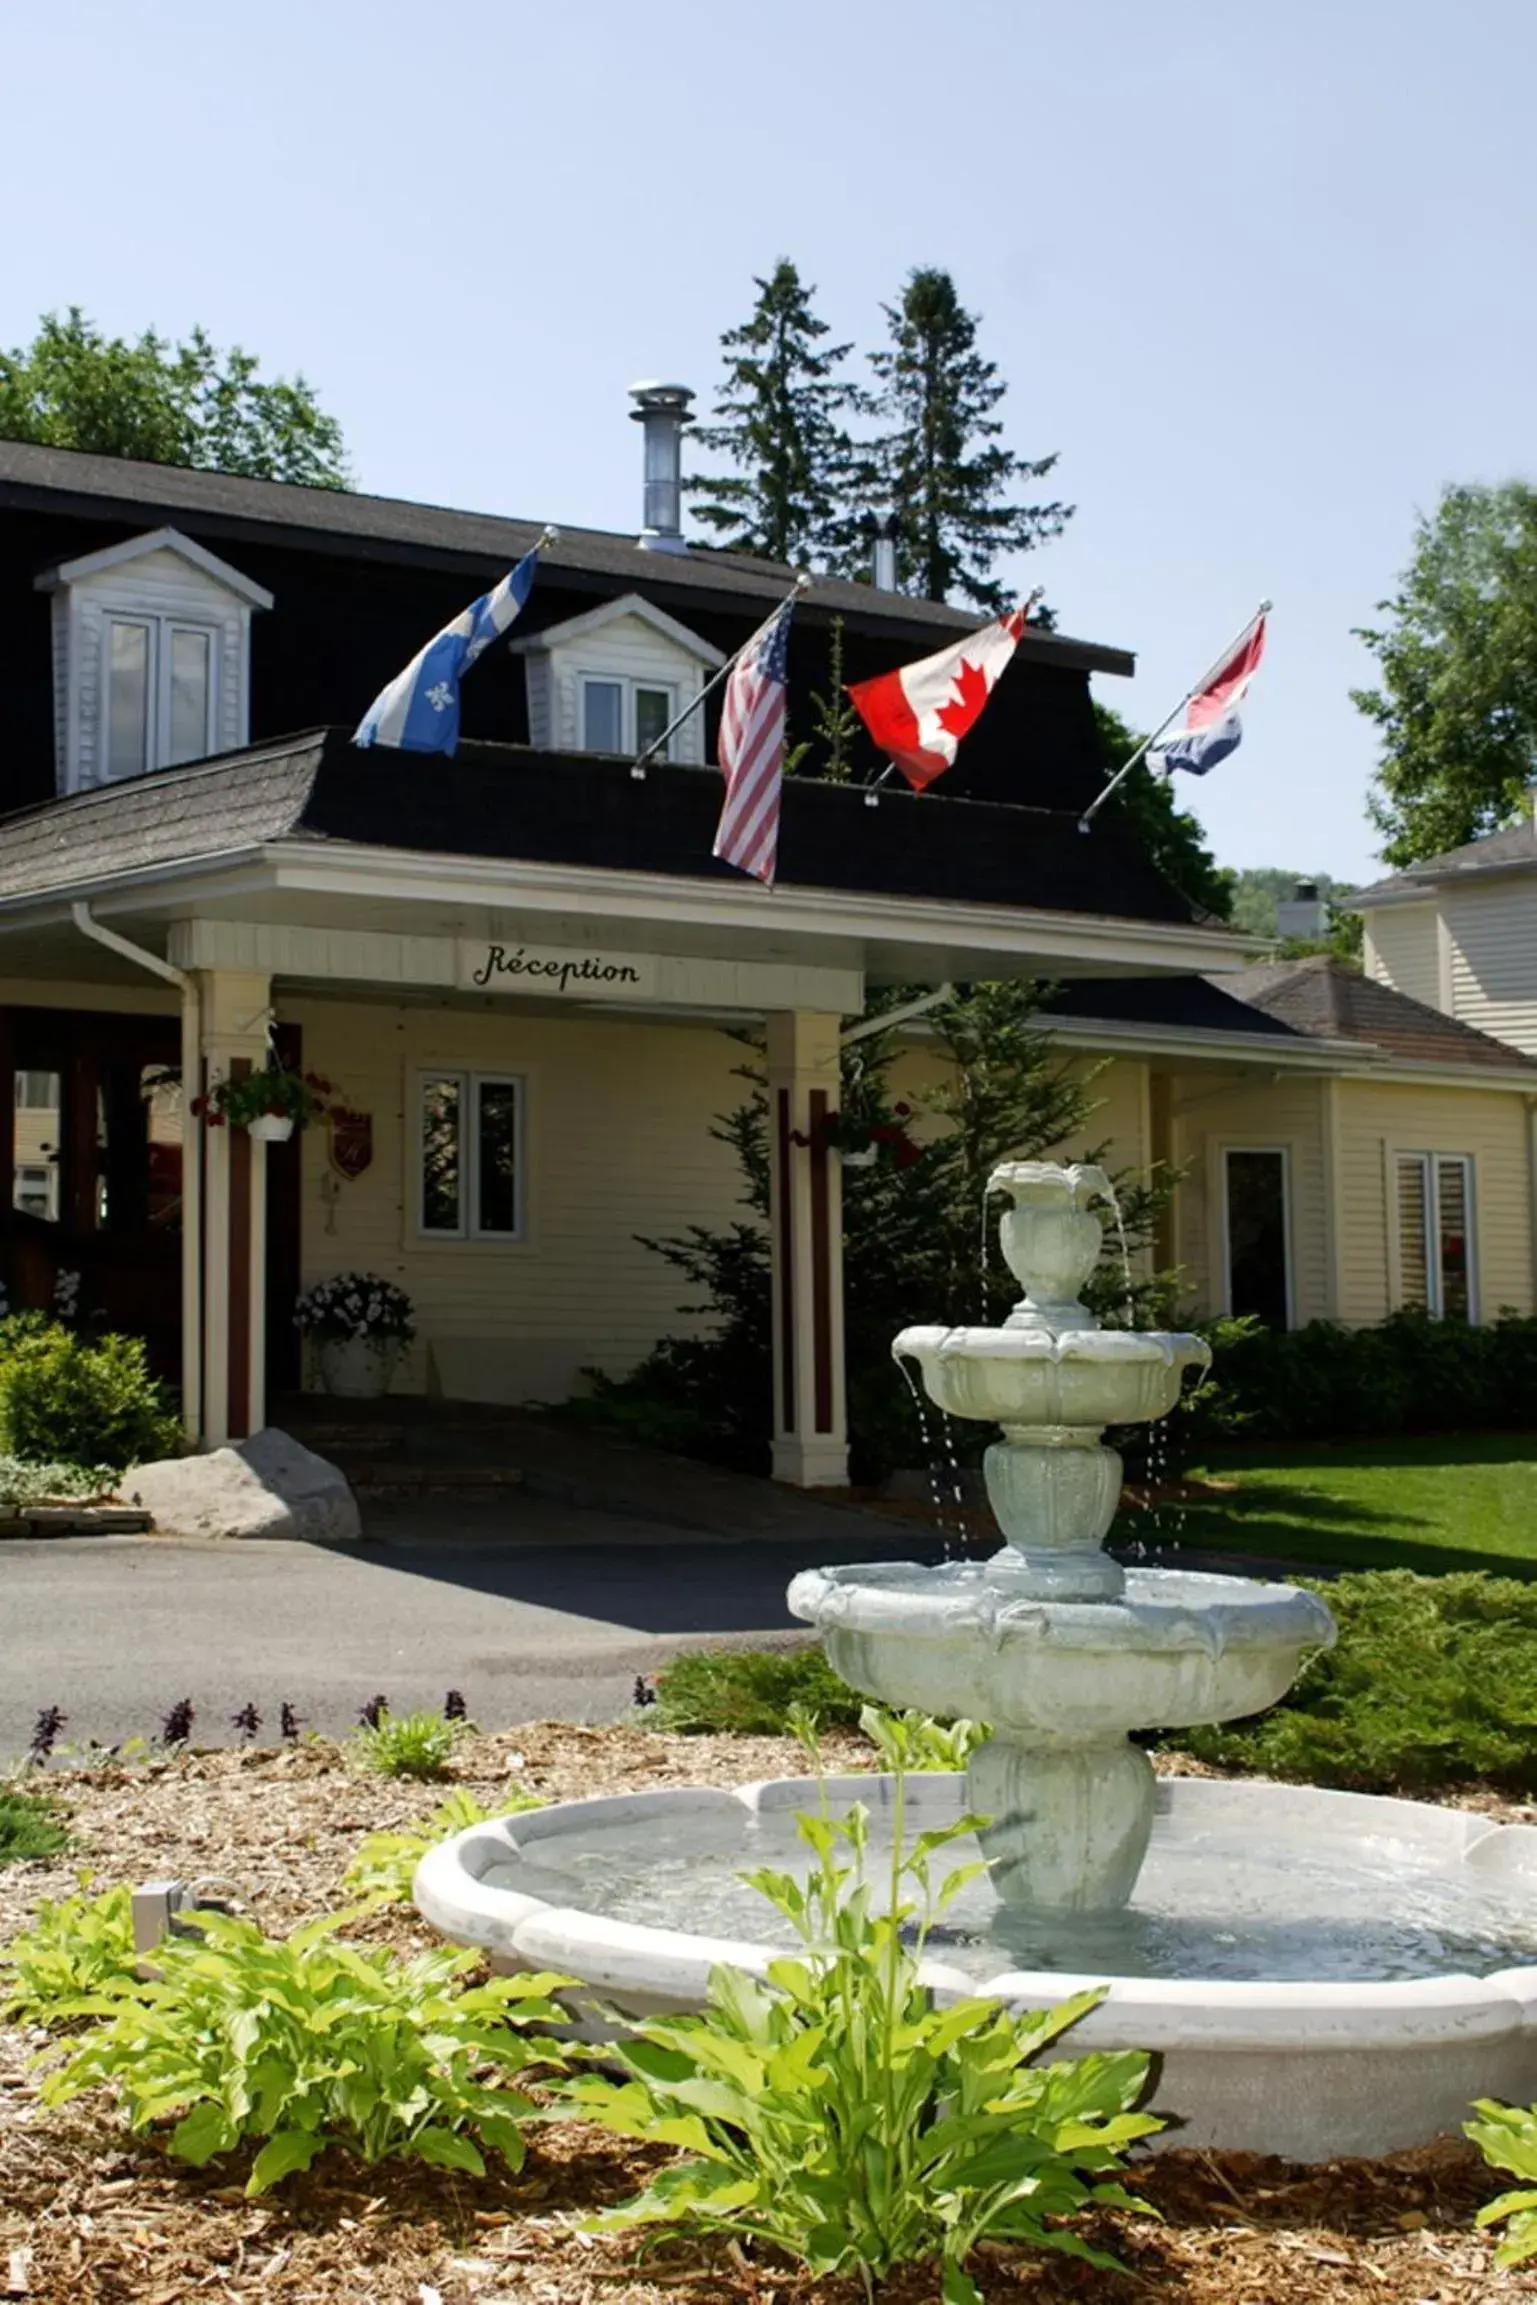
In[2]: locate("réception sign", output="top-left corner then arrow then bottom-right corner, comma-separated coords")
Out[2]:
458,940 -> 659,1001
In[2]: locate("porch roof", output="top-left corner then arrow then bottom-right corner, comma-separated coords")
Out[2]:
0,728 -> 1256,988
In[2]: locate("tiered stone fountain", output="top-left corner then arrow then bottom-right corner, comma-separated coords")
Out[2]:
415,1162 -> 1537,2157
790,1162 -> 1333,1917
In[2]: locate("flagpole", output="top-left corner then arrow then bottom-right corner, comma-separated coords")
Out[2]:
627,570 -> 812,780
859,588 -> 1045,808
1076,598 -> 1271,834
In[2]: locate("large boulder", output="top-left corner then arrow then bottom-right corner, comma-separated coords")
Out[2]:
125,1428 -> 361,1544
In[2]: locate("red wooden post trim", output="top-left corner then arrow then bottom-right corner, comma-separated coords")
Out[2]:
226,1058 -> 252,1440
808,1088 -> 833,1434
775,1086 -> 795,1433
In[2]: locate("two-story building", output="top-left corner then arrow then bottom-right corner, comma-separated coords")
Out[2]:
1,393 -> 1533,1487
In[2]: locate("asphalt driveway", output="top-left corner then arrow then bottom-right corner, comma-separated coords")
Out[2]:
0,1495 -> 939,1758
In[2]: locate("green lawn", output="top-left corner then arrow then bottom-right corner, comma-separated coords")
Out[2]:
1117,1434 -> 1537,1579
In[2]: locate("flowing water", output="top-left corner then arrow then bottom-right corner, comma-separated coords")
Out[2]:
482,1802 -> 1537,1988
896,1355 -> 967,1557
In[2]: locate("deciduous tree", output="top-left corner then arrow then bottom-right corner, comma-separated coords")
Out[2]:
0,308 -> 349,487
1355,483 -> 1537,864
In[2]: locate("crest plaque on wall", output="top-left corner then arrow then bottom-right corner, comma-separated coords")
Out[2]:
327,1109 -> 373,1182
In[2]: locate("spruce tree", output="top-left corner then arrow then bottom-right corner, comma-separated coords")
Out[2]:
687,260 -> 862,567
865,268 -> 1069,612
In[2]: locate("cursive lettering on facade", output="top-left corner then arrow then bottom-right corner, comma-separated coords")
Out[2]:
470,944 -> 645,994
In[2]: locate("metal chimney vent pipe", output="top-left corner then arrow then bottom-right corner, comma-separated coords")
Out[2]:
872,514 -> 899,592
629,381 -> 695,553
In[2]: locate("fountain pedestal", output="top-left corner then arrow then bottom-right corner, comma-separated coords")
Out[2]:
791,1161 -> 1336,1920
967,1733 -> 1155,1913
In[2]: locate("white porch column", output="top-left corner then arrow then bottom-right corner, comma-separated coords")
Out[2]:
766,1011 -> 848,1487
197,969 -> 272,1445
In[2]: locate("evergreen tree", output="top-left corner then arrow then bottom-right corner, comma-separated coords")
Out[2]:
582,985 -> 1178,1484
864,268 -> 1069,612
687,260 -> 862,566
0,308 -> 349,486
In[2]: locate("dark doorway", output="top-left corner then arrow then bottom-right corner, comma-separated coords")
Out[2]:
1224,1148 -> 1291,1329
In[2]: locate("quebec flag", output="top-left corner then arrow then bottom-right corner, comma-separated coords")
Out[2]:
353,541 -> 545,755
1150,608 -> 1268,777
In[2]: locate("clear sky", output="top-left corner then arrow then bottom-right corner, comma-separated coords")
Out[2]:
4,0 -> 1532,883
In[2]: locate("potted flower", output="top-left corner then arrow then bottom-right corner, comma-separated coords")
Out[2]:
191,1068 -> 335,1144
813,1103 -> 923,1171
294,1273 -> 416,1400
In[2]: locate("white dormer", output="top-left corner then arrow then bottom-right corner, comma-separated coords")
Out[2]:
36,527 -> 273,793
510,592 -> 724,765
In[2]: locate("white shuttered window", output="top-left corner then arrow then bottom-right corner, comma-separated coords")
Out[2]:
1395,1153 -> 1475,1320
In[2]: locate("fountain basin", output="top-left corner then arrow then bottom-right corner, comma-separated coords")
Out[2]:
413,1772 -> 1537,2160
893,1323 -> 1210,1429
788,1563 -> 1335,1737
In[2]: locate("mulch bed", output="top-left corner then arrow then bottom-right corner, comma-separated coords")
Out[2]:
2,1727 -> 1533,2302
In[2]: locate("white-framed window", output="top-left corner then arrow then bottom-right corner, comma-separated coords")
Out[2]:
1396,1152 -> 1476,1321
14,1071 -> 58,1110
416,1070 -> 524,1240
103,614 -> 217,779
1220,1147 -> 1293,1328
13,1163 -> 58,1222
579,673 -> 677,758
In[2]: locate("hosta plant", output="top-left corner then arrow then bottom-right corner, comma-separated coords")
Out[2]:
342,1785 -> 544,1908
1,1884 -> 137,2025
43,1910 -> 569,2194
865,1706 -> 989,1773
562,1709 -> 1159,2303
349,1706 -> 463,1781
1467,2099 -> 1537,2267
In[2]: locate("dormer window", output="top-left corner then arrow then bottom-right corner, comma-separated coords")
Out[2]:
512,592 -> 723,766
106,616 -> 217,777
581,675 -> 677,757
36,528 -> 272,793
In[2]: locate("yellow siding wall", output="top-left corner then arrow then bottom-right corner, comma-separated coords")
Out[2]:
281,996 -> 751,1402
1334,1081 -> 1534,1323
1444,882 -> 1537,1057
1165,1072 -> 1331,1323
1364,903 -> 1442,1007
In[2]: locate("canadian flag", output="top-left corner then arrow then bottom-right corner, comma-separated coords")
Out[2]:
846,604 -> 1029,791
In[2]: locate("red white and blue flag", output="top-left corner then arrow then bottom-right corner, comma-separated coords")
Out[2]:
845,602 -> 1030,791
713,597 -> 794,884
1150,608 -> 1268,777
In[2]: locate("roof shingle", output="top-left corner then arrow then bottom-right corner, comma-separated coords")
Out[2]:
1229,954 -> 1537,1071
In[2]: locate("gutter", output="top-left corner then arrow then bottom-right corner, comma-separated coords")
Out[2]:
69,904 -> 201,1441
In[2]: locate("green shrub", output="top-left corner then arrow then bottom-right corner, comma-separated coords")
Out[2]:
1467,2099 -> 1537,2267
348,1708 -> 464,1781
341,1785 -> 544,1908
1180,1309 -> 1537,1446
1,1884 -> 137,2024
562,1711 -> 1159,2300
0,1787 -> 70,1864
654,1646 -> 866,1734
0,1319 -> 180,1473
1177,1570 -> 1537,1794
43,1910 -> 569,2194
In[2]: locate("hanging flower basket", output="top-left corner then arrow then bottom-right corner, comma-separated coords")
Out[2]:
815,1103 -> 923,1172
191,1068 -> 336,1135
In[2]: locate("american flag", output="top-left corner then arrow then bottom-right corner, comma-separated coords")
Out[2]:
712,597 -> 794,884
